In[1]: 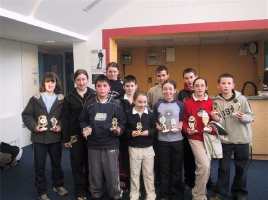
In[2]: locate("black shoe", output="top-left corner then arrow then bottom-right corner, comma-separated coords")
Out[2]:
232,193 -> 248,200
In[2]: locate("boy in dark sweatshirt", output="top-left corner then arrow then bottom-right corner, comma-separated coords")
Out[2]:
80,74 -> 126,200
177,68 -> 198,189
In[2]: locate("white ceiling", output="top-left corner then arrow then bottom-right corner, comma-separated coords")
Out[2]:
0,0 -> 130,35
0,16 -> 84,49
0,0 -> 131,49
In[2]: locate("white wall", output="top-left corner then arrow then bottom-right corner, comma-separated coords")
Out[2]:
0,38 -> 39,147
73,0 -> 268,74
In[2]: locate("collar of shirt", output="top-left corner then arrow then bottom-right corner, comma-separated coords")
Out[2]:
132,107 -> 149,117
192,93 -> 208,101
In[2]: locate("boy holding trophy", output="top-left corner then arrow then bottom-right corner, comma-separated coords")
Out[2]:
211,73 -> 253,200
80,74 -> 125,200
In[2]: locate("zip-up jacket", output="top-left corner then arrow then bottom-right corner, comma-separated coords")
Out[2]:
22,93 -> 64,144
62,87 -> 95,143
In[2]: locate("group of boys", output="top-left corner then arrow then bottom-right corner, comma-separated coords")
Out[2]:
79,65 -> 252,200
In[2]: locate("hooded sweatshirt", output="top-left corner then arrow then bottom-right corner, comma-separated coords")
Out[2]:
214,90 -> 253,144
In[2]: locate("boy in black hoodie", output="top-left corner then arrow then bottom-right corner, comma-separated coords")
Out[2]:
177,68 -> 198,189
80,74 -> 125,200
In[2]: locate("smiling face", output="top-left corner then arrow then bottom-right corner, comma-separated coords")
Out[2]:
106,66 -> 119,80
193,78 -> 207,97
44,80 -> 56,93
75,73 -> 88,91
134,94 -> 147,111
162,82 -> 176,101
218,77 -> 235,96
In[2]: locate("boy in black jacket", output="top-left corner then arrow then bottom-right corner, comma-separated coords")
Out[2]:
80,74 -> 126,200
177,68 -> 198,189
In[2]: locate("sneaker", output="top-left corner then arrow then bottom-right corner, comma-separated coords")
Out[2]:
38,194 -> 51,200
209,195 -> 222,200
77,196 -> 87,200
52,186 -> 68,196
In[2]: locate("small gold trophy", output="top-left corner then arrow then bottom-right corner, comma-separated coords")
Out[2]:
232,101 -> 241,116
188,116 -> 196,131
159,115 -> 169,133
50,117 -> 58,131
202,111 -> 210,132
37,115 -> 48,131
136,122 -> 143,135
136,122 -> 142,136
111,117 -> 118,130
170,118 -> 178,132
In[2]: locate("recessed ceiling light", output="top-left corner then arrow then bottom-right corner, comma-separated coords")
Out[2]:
45,40 -> 56,43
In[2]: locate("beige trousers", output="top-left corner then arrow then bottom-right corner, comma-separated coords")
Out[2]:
189,139 -> 211,200
129,146 -> 156,200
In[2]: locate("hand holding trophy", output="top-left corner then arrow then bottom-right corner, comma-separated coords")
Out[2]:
211,102 -> 221,122
110,117 -> 121,135
50,117 -> 61,133
64,135 -> 78,148
159,115 -> 169,133
83,127 -> 92,138
187,115 -> 197,135
202,111 -> 212,133
36,115 -> 48,132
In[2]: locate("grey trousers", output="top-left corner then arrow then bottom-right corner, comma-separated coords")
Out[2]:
88,148 -> 121,199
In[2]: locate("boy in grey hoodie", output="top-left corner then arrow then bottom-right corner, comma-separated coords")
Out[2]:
211,73 -> 253,200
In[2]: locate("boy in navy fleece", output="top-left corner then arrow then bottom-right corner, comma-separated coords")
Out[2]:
80,74 -> 125,200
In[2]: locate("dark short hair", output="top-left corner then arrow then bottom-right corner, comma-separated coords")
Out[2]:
124,75 -> 137,85
217,73 -> 235,83
162,80 -> 176,89
193,77 -> 208,87
182,68 -> 197,77
156,65 -> 168,74
74,69 -> 88,80
133,91 -> 147,101
94,74 -> 110,86
40,72 -> 62,94
106,62 -> 120,71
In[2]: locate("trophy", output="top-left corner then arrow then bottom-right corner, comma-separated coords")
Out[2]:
111,117 -> 118,130
50,117 -> 58,131
136,122 -> 143,134
37,115 -> 48,131
188,115 -> 196,131
67,135 -> 78,146
159,115 -> 169,133
201,111 -> 210,132
232,99 -> 241,116
170,118 -> 178,132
